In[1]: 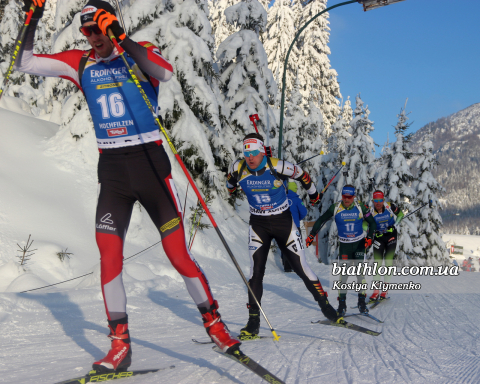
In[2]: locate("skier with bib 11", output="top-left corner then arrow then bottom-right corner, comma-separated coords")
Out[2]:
14,0 -> 240,372
226,133 -> 340,340
367,190 -> 404,304
306,185 -> 377,315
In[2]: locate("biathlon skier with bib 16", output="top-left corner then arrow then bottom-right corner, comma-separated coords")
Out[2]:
226,133 -> 341,340
306,185 -> 377,315
15,0 -> 240,372
367,190 -> 404,304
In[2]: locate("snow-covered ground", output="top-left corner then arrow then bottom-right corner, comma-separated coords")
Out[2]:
1,106 -> 480,383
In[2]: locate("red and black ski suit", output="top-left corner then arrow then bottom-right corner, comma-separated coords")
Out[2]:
15,19 -> 216,321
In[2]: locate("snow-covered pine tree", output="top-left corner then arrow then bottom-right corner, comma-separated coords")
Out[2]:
413,140 -> 450,266
341,96 -> 353,125
296,0 -> 340,130
0,0 -> 56,115
283,78 -> 326,213
209,0 -> 239,52
217,0 -> 277,158
264,0 -> 298,104
283,76 -> 307,166
339,94 -> 375,203
378,103 -> 423,265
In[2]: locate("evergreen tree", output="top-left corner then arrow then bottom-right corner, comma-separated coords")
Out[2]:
413,141 -> 450,265
217,0 -> 277,155
380,103 -> 423,265
296,0 -> 340,130
264,0 -> 298,102
339,94 -> 375,203
210,0 -> 239,52
283,80 -> 325,217
341,96 -> 353,125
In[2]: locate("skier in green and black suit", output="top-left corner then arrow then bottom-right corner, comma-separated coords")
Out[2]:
306,185 -> 377,315
367,190 -> 404,304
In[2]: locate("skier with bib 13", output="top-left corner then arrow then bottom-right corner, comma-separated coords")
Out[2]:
226,133 -> 340,340
306,185 -> 377,315
15,0 -> 240,372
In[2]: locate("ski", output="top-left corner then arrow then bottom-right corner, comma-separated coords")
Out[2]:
352,297 -> 391,310
193,335 -> 273,344
369,297 -> 390,310
54,366 -> 175,384
312,319 -> 381,336
343,312 -> 384,323
213,346 -> 285,384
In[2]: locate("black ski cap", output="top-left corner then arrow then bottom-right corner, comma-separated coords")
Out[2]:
81,0 -> 116,25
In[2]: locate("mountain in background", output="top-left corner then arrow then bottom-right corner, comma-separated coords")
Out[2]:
411,102 -> 480,235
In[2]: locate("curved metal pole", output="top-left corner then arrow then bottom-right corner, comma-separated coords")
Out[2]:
278,0 -> 357,159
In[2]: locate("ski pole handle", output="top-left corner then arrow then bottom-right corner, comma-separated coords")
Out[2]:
249,114 -> 260,133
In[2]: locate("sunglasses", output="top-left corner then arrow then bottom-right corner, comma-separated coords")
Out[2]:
373,198 -> 384,203
244,150 -> 261,157
342,195 -> 354,199
79,24 -> 103,37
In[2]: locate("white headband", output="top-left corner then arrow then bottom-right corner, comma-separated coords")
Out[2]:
243,138 -> 264,152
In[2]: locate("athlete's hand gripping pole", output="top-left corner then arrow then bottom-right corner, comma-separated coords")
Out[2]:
0,5 -> 36,101
107,30 -> 281,341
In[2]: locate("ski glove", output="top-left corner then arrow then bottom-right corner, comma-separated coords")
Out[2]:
306,234 -> 315,248
365,237 -> 373,250
310,192 -> 321,206
22,0 -> 45,18
227,185 -> 237,195
93,9 -> 126,41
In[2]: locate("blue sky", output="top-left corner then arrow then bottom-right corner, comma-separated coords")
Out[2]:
327,0 -> 480,150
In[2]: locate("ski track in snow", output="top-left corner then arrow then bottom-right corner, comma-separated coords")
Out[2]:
0,109 -> 479,383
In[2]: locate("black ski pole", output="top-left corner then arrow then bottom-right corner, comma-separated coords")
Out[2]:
296,151 -> 324,166
397,199 -> 433,224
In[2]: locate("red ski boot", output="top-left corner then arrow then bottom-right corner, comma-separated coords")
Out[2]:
380,290 -> 388,300
93,317 -> 132,373
201,301 -> 241,354
368,289 -> 380,304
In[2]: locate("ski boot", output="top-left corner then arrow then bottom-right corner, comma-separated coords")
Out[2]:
239,305 -> 260,340
358,293 -> 368,314
201,300 -> 241,354
379,291 -> 388,301
336,294 -> 347,317
368,289 -> 380,305
318,294 -> 341,322
93,316 -> 132,373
